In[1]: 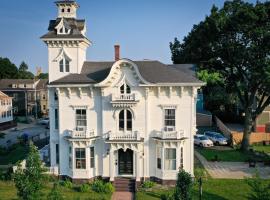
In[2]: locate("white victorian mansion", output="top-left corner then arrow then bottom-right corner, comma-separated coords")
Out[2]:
41,0 -> 204,186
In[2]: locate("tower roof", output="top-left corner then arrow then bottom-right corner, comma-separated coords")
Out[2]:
55,0 -> 79,8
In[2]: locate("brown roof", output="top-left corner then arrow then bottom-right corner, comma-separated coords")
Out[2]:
36,79 -> 48,90
0,79 -> 35,89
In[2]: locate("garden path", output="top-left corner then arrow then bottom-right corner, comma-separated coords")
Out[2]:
111,191 -> 133,200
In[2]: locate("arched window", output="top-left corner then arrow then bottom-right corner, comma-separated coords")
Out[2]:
59,57 -> 70,72
118,109 -> 132,131
120,84 -> 131,94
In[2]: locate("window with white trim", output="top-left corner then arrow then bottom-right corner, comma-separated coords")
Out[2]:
119,109 -> 132,131
76,109 -> 87,131
59,58 -> 70,72
120,83 -> 131,94
165,148 -> 176,170
75,148 -> 86,169
180,147 -> 183,169
157,147 -> 162,169
164,109 -> 175,131
90,147 -> 95,168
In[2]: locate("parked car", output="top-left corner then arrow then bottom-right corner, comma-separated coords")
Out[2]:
38,117 -> 49,125
204,131 -> 228,145
194,134 -> 213,147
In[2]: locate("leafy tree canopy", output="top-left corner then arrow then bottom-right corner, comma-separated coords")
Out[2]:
0,57 -> 18,79
19,61 -> 28,72
38,73 -> 49,79
170,0 -> 270,151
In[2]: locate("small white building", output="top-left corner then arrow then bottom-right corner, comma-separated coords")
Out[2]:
41,0 -> 204,185
0,91 -> 13,126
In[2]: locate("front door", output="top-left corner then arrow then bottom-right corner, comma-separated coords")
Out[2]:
118,149 -> 133,175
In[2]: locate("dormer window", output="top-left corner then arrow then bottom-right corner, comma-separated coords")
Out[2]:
120,84 -> 131,94
56,18 -> 71,35
59,57 -> 70,73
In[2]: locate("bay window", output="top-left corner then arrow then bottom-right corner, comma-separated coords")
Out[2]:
75,148 -> 86,169
165,148 -> 176,170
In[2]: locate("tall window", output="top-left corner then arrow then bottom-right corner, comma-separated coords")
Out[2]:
59,58 -> 70,72
69,146 -> 72,169
55,109 -> 59,130
164,109 -> 175,131
180,147 -> 183,169
75,148 -> 86,169
165,148 -> 176,170
56,144 -> 59,164
120,84 -> 131,94
76,109 -> 87,131
90,147 -> 95,168
157,147 -> 162,169
119,109 -> 132,131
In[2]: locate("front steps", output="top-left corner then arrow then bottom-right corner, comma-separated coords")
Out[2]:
113,177 -> 136,192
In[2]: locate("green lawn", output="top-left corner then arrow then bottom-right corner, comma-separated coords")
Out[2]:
196,148 -> 269,162
253,145 -> 270,154
0,144 -> 28,165
136,179 -> 270,200
0,181 -> 111,200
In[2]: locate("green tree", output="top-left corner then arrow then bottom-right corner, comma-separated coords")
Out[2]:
174,170 -> 192,200
47,183 -> 64,200
14,143 -> 46,200
0,57 -> 18,79
170,0 -> 270,151
19,61 -> 28,72
38,73 -> 49,79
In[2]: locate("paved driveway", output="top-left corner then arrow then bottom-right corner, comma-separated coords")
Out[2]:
195,151 -> 270,179
0,123 -> 48,148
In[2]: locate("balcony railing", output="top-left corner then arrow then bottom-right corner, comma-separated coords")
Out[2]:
69,129 -> 95,138
153,130 -> 185,140
111,93 -> 139,108
108,131 -> 141,141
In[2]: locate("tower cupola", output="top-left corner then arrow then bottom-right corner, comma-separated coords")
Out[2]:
55,0 -> 79,18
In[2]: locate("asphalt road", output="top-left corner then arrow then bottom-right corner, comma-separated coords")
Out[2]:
0,123 -> 49,148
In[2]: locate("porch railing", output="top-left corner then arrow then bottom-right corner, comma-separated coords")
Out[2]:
112,93 -> 136,101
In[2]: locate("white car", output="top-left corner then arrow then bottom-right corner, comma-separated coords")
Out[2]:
204,131 -> 228,145
194,134 -> 214,147
38,118 -> 49,125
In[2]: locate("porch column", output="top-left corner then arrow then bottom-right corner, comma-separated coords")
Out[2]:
136,151 -> 140,181
109,149 -> 115,181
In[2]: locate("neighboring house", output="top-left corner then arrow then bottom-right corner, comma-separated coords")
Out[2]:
37,79 -> 49,116
0,91 -> 13,128
255,105 -> 270,132
41,0 -> 204,184
0,79 -> 48,117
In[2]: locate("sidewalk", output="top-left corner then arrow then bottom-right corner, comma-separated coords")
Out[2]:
195,151 -> 270,179
111,192 -> 133,200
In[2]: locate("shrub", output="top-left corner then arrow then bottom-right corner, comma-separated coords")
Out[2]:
160,192 -> 174,200
61,180 -> 73,189
174,169 -> 193,200
246,173 -> 270,200
91,180 -> 115,194
103,182 -> 115,194
47,183 -> 64,200
142,181 -> 155,189
79,183 -> 90,193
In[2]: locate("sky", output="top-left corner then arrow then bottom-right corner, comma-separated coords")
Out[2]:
0,0 -> 259,74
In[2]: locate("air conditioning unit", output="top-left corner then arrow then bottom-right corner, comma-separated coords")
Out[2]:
164,126 -> 175,132
76,126 -> 86,131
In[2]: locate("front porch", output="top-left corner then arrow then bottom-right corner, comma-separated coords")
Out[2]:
105,142 -> 144,182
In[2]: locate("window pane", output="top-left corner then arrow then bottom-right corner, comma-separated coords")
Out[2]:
65,60 -> 70,72
120,84 -> 125,94
126,84 -> 131,94
59,59 -> 64,72
119,110 -> 124,130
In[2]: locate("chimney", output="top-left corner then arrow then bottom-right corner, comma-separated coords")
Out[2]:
114,45 -> 120,61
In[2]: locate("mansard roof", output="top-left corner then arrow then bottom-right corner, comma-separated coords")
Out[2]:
41,18 -> 86,40
49,60 -> 203,86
